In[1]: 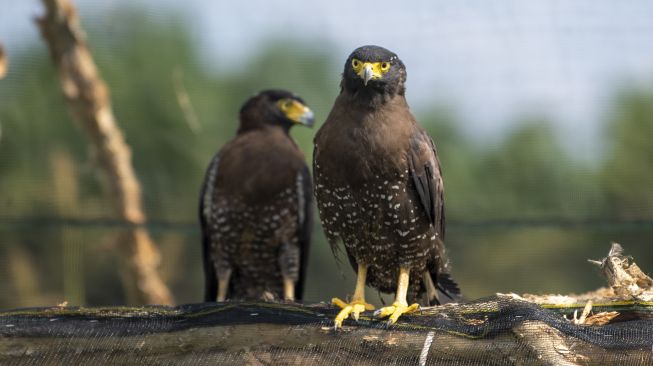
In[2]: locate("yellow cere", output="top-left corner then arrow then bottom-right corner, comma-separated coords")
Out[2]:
351,58 -> 392,80
277,98 -> 308,123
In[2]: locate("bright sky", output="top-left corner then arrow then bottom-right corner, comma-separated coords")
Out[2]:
3,0 -> 653,159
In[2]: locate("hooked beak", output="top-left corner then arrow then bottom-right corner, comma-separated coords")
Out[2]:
362,64 -> 374,86
297,106 -> 315,127
279,98 -> 315,127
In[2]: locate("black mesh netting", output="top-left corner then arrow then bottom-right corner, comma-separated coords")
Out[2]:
2,296 -> 653,365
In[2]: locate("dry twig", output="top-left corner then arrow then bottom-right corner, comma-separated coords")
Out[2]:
36,0 -> 173,305
172,67 -> 201,133
589,242 -> 653,300
0,43 -> 7,79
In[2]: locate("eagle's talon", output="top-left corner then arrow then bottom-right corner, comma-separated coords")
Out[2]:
376,301 -> 419,325
331,297 -> 348,308
352,310 -> 360,321
331,297 -> 375,328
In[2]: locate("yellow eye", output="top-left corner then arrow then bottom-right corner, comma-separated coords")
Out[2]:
381,62 -> 390,71
278,99 -> 294,111
351,59 -> 360,68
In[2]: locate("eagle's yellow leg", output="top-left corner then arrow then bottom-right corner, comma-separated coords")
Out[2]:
283,277 -> 295,301
332,263 -> 375,328
374,266 -> 419,325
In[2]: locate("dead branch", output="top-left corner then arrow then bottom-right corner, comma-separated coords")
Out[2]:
35,0 -> 173,305
1,300 -> 650,366
513,321 -> 581,366
0,42 -> 7,79
172,67 -> 201,133
589,242 -> 653,300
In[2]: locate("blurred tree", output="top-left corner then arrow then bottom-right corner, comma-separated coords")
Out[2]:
602,87 -> 653,219
458,121 -> 600,220
441,120 -> 607,298
420,108 -> 480,220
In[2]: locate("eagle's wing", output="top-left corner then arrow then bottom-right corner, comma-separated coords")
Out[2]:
408,127 -> 461,303
294,165 -> 313,301
199,153 -> 221,302
408,128 -> 444,235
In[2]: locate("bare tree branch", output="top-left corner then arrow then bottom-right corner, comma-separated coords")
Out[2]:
0,42 -> 7,79
172,67 -> 201,133
36,0 -> 173,305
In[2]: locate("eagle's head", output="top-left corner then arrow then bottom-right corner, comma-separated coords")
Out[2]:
342,45 -> 407,97
238,89 -> 314,133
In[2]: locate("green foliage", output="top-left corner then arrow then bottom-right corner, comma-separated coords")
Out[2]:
602,87 -> 653,219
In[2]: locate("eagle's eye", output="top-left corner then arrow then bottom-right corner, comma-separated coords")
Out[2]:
380,62 -> 390,71
351,59 -> 361,69
277,98 -> 294,112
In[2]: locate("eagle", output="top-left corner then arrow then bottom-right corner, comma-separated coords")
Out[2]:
200,90 -> 314,302
313,46 -> 460,327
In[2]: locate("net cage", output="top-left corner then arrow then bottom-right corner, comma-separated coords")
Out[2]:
2,1 -> 653,365
2,0 -> 653,309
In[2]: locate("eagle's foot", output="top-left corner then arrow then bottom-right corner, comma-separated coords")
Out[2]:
331,297 -> 375,328
374,301 -> 419,325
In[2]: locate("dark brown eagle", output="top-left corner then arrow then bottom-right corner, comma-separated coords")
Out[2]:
200,90 -> 314,302
313,46 -> 460,327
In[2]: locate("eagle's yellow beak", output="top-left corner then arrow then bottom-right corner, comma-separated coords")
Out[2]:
361,64 -> 374,86
357,62 -> 384,86
278,99 -> 315,127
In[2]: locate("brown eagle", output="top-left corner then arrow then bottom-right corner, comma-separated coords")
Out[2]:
313,46 -> 460,327
200,90 -> 314,302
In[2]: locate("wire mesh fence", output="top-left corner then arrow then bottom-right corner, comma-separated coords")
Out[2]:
1,0 -> 653,314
